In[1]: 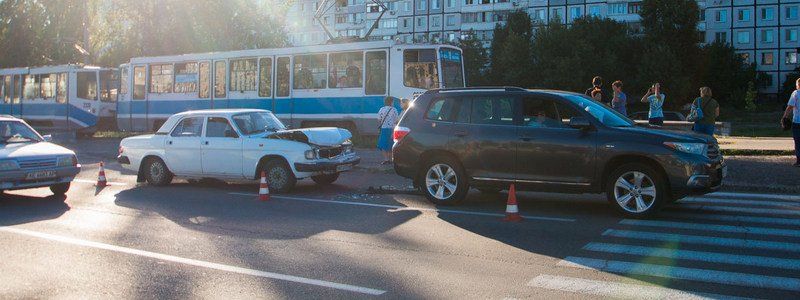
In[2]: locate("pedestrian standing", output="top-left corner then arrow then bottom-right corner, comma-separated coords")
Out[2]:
377,96 -> 399,165
611,80 -> 628,115
591,88 -> 603,102
783,78 -> 800,167
641,83 -> 666,126
585,76 -> 605,104
400,98 -> 411,113
691,87 -> 720,136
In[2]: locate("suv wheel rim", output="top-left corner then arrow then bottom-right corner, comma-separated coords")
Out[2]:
426,163 -> 457,200
613,171 -> 656,213
150,162 -> 164,182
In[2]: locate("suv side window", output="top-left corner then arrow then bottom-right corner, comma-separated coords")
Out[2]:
522,97 -> 563,128
471,96 -> 514,125
553,100 -> 582,127
171,117 -> 204,137
426,97 -> 457,121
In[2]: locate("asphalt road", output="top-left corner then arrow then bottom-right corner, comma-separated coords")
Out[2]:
1,140 -> 799,299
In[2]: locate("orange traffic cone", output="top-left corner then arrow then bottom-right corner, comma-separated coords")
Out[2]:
502,184 -> 522,222
258,171 -> 270,201
97,161 -> 107,187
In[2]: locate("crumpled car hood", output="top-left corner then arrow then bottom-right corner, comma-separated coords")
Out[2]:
267,127 -> 352,147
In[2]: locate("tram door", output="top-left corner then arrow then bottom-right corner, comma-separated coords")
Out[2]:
73,71 -> 100,129
211,60 -> 228,109
274,56 -> 292,125
11,75 -> 23,118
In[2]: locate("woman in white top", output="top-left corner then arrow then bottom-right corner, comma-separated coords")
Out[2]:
376,96 -> 399,164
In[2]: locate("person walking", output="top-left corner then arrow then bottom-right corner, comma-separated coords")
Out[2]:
377,96 -> 399,165
585,76 -> 605,104
691,87 -> 720,136
611,80 -> 627,115
641,83 -> 665,126
783,78 -> 800,167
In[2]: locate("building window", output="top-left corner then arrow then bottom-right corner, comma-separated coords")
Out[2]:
446,15 -> 456,26
762,52 -> 774,65
787,51 -> 798,64
533,9 -> 546,22
737,31 -> 750,44
431,0 -> 439,9
569,7 -> 582,21
715,10 -> 727,23
761,7 -> 775,21
714,32 -> 728,43
588,5 -> 601,17
446,0 -> 455,8
552,8 -> 564,21
787,6 -> 799,20
628,2 -> 641,14
418,0 -> 427,10
149,64 -> 173,94
417,16 -> 426,27
609,3 -> 626,15
699,9 -> 705,21
787,29 -> 798,42
737,9 -> 751,22
761,29 -> 774,43
464,0 -> 474,5
432,16 -> 441,27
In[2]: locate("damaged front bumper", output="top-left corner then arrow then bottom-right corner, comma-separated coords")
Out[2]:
295,154 -> 361,173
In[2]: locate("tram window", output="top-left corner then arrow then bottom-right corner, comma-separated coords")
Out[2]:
56,73 -> 67,103
77,72 -> 98,100
276,57 -> 290,97
214,61 -> 226,98
198,62 -> 210,98
119,67 -> 129,97
23,75 -> 40,100
100,71 -> 118,102
258,58 -> 272,97
174,62 -> 199,93
41,74 -> 56,99
365,51 -> 387,95
0,76 -> 5,104
328,52 -> 363,88
13,75 -> 21,103
403,49 -> 439,89
293,54 -> 327,89
230,58 -> 257,92
150,64 -> 173,94
133,66 -> 146,100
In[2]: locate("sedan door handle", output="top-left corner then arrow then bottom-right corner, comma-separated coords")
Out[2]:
203,141 -> 209,145
167,141 -> 173,145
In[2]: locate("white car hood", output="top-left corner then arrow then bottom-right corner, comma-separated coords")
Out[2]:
266,127 -> 352,147
0,142 -> 75,159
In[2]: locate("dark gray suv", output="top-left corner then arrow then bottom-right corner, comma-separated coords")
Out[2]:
392,88 -> 726,217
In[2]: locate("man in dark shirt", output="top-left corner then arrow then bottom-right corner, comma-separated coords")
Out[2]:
585,76 -> 606,104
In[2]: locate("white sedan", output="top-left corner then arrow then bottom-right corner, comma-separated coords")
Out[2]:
117,109 -> 360,192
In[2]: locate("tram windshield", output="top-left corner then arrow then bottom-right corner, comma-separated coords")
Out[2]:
439,48 -> 464,88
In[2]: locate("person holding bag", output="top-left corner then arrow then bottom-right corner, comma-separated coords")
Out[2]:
783,78 -> 800,167
689,87 -> 719,136
376,96 -> 399,165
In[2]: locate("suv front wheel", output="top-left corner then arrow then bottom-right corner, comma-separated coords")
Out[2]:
420,156 -> 469,205
606,163 -> 667,218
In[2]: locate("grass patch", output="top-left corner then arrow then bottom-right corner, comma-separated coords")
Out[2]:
721,149 -> 794,156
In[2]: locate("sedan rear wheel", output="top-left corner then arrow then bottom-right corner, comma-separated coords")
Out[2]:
420,156 -> 468,205
144,158 -> 173,186
607,163 -> 666,218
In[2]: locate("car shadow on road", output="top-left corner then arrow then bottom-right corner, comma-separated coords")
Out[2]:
0,193 -> 70,226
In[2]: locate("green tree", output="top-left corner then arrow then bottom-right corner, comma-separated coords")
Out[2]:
457,31 -> 488,86
639,0 -> 701,65
487,10 -> 533,86
696,42 -> 757,109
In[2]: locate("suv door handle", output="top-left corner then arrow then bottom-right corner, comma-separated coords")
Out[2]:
454,130 -> 469,137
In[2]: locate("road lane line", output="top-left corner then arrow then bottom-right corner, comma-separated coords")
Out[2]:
0,226 -> 386,296
228,192 -> 576,222
73,178 -> 129,186
602,229 -> 800,252
673,204 -> 800,216
660,212 -> 800,227
527,274 -> 747,300
619,219 -> 800,238
582,242 -> 800,270
707,192 -> 800,202
682,197 -> 800,208
557,256 -> 800,292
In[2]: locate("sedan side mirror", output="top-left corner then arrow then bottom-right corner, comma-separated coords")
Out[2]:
42,134 -> 52,142
568,117 -> 592,130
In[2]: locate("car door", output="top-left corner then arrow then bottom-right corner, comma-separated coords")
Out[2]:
450,94 -> 518,181
202,117 -> 243,176
164,116 -> 204,175
515,94 -> 597,185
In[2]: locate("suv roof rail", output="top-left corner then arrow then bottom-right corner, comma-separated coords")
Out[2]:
436,86 -> 527,93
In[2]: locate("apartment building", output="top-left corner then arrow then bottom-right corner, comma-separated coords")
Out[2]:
285,0 -> 800,94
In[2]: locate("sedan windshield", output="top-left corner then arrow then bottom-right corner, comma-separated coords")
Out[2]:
0,121 -> 42,144
232,112 -> 287,135
563,94 -> 634,127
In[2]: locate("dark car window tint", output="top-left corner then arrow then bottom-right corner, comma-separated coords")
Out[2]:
206,117 -> 237,138
426,98 -> 457,121
171,117 -> 204,137
554,100 -> 582,127
471,97 -> 514,125
522,97 -> 562,128
454,99 -> 470,123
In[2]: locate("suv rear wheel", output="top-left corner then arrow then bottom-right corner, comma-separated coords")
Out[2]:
606,163 -> 666,218
420,156 -> 468,205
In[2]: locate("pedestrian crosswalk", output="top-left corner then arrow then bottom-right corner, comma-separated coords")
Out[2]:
527,193 -> 800,299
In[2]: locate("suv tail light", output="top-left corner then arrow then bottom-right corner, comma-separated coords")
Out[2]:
393,126 -> 410,143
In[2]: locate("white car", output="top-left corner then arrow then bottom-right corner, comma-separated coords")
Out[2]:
0,115 -> 80,197
117,109 -> 360,192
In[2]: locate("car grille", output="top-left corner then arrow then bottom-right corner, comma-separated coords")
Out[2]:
707,143 -> 720,160
318,147 -> 344,159
18,157 -> 58,170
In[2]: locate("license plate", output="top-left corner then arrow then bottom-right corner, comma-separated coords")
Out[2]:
721,165 -> 728,178
336,164 -> 352,172
26,170 -> 57,180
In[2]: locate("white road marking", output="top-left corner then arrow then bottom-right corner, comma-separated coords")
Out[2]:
582,242 -> 800,271
527,274 -> 746,300
619,219 -> 800,238
674,204 -> 800,216
228,193 -> 575,222
707,192 -> 800,202
602,229 -> 800,252
0,227 -> 386,296
73,178 -> 129,186
660,212 -> 800,227
558,256 -> 800,292
682,197 -> 800,208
